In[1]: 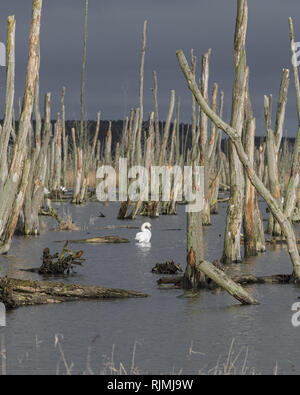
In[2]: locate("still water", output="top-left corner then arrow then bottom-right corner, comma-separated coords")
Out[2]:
0,201 -> 300,374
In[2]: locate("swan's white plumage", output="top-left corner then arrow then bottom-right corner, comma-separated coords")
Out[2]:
135,222 -> 152,243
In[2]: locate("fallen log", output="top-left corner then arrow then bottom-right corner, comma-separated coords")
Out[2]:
196,260 -> 259,305
0,277 -> 147,308
157,276 -> 183,286
232,274 -> 291,285
158,273 -> 292,287
64,236 -> 130,244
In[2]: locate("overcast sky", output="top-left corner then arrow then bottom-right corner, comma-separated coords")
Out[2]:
0,0 -> 300,135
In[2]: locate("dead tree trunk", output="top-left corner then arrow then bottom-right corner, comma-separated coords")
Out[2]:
138,20 -> 147,138
284,19 -> 300,222
243,116 -> 265,255
222,0 -> 247,263
61,87 -> 67,188
184,214 -> 206,289
177,45 -> 300,280
0,16 -> 15,194
0,0 -> 43,254
200,49 -> 212,226
264,69 -> 289,235
23,93 -> 51,235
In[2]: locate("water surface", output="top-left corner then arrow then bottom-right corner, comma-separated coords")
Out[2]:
0,201 -> 299,375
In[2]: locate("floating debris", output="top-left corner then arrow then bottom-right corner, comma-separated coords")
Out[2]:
38,241 -> 85,275
0,277 -> 17,309
67,236 -> 130,244
152,261 -> 183,275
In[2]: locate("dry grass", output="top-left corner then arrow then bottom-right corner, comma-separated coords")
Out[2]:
197,339 -> 268,375
65,169 -> 96,189
40,220 -> 48,232
59,210 -> 80,231
52,336 -> 278,375
0,335 -> 278,375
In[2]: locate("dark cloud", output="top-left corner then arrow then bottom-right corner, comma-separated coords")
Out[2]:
0,0 -> 299,134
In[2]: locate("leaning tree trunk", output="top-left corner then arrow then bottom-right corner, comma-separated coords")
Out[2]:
176,45 -> 300,281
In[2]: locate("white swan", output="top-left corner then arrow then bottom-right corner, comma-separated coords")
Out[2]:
135,222 -> 152,243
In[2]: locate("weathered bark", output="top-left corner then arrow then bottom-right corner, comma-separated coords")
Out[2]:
200,49 -> 212,226
61,87 -> 67,188
79,111 -> 101,201
68,236 -> 130,244
34,42 -> 41,156
23,93 -> 51,235
0,160 -> 31,254
0,0 -> 43,253
159,90 -> 175,165
209,89 -> 223,214
138,20 -> 147,138
183,212 -> 205,289
243,117 -> 265,255
284,19 -> 300,222
196,260 -> 259,305
52,114 -> 62,194
104,121 -> 112,166
153,71 -> 160,162
0,278 -> 147,309
221,0 -> 248,263
0,15 -> 15,193
176,48 -> 300,281
72,146 -> 83,204
79,0 -> 88,146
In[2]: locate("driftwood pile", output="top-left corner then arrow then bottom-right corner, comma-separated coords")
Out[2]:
152,261 -> 183,275
39,241 -> 84,275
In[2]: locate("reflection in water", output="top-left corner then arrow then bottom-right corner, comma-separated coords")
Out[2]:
135,242 -> 152,256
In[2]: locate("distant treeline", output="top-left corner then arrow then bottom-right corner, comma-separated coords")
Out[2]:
10,119 -> 296,153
